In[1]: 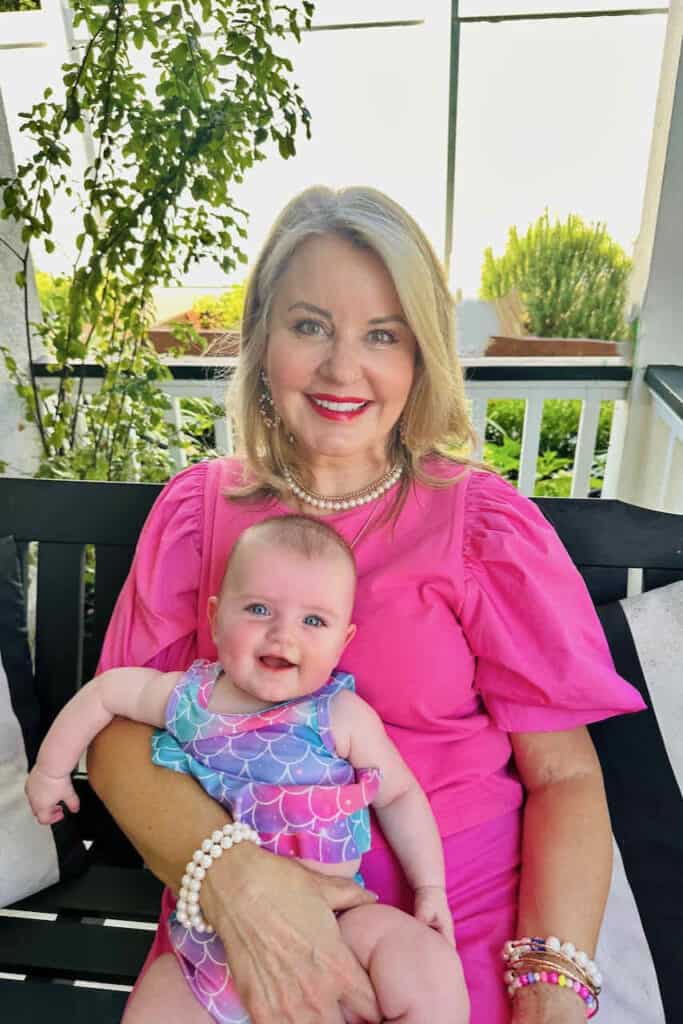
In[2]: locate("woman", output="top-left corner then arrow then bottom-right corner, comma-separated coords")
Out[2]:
89,185 -> 644,1024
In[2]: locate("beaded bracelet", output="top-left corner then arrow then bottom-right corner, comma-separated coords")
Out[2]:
501,936 -> 602,1019
176,821 -> 261,933
506,968 -> 599,1018
502,937 -> 602,992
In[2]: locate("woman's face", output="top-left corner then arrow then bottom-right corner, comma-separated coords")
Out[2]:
265,233 -> 417,467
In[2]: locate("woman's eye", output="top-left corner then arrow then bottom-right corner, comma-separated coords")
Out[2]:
367,328 -> 397,345
246,603 -> 269,617
294,319 -> 327,338
303,614 -> 326,628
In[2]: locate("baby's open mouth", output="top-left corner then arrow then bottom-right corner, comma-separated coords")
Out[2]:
259,655 -> 295,671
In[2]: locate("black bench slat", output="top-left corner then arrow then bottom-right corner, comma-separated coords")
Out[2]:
35,542 -> 86,725
0,916 -> 151,983
535,497 -> 683,570
0,478 -> 160,545
0,979 -> 128,1024
12,864 -> 163,921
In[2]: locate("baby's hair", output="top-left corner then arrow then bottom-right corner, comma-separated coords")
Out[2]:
224,515 -> 356,589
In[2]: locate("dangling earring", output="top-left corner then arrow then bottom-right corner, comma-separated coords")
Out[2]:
258,369 -> 280,429
399,416 -> 408,447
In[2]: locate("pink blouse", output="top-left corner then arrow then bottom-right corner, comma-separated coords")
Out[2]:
99,457 -> 644,849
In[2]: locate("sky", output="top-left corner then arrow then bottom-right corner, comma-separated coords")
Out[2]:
0,0 -> 669,302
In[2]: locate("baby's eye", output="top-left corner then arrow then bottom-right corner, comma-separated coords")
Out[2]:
246,603 -> 270,617
367,328 -> 397,345
303,614 -> 326,628
294,319 -> 328,338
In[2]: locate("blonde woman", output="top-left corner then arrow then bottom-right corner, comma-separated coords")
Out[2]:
90,186 -> 644,1024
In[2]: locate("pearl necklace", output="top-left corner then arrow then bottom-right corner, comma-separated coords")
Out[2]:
282,464 -> 403,511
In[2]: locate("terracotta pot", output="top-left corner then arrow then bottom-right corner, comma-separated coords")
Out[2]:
148,326 -> 240,357
485,335 -> 629,358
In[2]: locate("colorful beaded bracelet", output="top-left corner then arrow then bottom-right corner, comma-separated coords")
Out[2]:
502,936 -> 602,992
506,969 -> 599,1018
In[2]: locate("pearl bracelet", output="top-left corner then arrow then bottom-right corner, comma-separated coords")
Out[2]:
176,821 -> 261,933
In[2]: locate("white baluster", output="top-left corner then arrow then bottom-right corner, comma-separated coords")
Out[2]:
571,395 -> 601,498
518,395 -> 544,496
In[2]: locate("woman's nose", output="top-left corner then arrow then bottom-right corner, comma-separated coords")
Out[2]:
320,337 -> 362,385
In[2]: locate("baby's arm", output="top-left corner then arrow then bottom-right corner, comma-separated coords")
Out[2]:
330,690 -> 454,945
26,667 -> 181,824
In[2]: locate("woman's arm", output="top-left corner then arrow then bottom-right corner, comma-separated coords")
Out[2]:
88,718 -> 382,1024
509,726 -> 612,1024
26,669 -> 177,824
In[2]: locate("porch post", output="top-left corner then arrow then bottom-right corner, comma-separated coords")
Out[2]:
0,87 -> 45,477
617,2 -> 683,509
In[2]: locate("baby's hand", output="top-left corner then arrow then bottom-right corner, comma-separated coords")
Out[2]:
25,765 -> 80,825
414,885 -> 455,947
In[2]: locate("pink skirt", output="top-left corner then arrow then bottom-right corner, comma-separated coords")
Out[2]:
130,810 -> 522,1024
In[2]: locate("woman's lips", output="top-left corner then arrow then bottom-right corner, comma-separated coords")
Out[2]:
305,394 -> 371,421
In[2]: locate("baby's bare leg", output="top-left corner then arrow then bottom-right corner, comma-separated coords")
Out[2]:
122,952 -> 212,1024
338,904 -> 469,1024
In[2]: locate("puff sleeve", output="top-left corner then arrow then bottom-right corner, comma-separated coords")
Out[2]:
460,471 -> 645,732
98,462 -> 206,673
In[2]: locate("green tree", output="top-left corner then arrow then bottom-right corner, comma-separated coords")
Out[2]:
480,211 -> 633,340
1,0 -> 314,481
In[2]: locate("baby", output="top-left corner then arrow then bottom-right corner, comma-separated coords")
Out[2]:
26,515 -> 469,1024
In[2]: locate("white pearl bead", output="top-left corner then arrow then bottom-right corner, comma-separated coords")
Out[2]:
221,835 -> 233,849
575,951 -> 588,968
593,971 -> 602,987
222,823 -> 233,834
186,861 -> 195,875
233,833 -> 243,843
179,887 -> 188,901
187,890 -> 199,904
176,899 -> 187,913
201,854 -> 212,868
195,921 -> 206,933
201,839 -> 213,853
211,830 -> 223,844
561,942 -> 576,959
546,936 -> 561,952
504,970 -> 515,984
194,866 -> 206,880
193,850 -> 204,863
181,874 -> 191,888
210,845 -> 223,858
586,960 -> 596,975
189,878 -> 201,892
177,911 -> 188,926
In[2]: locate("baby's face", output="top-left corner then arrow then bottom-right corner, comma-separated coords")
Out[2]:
209,539 -> 356,705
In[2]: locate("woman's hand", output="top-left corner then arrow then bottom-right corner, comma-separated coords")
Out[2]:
202,843 -> 382,1024
510,983 -> 588,1024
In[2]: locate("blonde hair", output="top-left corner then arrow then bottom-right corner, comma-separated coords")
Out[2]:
228,185 -> 476,505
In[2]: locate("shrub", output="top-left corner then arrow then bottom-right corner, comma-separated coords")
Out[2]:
190,283 -> 246,329
480,211 -> 633,340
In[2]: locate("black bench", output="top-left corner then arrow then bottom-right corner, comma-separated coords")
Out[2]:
1,476 -> 682,1023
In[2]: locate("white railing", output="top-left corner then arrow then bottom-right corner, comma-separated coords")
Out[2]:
464,357 -> 630,498
645,367 -> 683,513
30,355 -> 633,499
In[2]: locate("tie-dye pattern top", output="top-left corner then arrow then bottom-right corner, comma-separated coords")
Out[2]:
152,660 -> 381,863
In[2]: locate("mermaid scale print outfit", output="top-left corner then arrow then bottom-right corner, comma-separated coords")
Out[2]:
152,660 -> 381,1023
